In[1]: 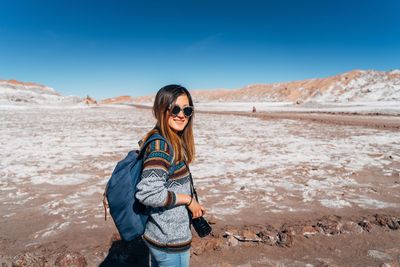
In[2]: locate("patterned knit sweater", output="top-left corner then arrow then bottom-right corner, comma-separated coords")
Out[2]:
135,136 -> 192,251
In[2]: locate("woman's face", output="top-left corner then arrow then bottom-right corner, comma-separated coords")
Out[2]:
167,94 -> 190,132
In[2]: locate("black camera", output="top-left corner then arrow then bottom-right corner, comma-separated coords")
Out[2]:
191,216 -> 212,238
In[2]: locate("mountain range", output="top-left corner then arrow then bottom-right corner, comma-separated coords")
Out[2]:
1,69 -> 399,106
129,69 -> 400,104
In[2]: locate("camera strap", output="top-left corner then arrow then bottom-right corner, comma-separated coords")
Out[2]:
184,162 -> 199,202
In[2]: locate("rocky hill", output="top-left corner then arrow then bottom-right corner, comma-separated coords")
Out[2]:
131,69 -> 400,104
99,95 -> 134,105
0,79 -> 81,105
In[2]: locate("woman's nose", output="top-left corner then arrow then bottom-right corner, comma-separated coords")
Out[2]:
176,110 -> 185,118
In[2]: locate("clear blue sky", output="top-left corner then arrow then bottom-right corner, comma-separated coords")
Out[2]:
0,0 -> 399,99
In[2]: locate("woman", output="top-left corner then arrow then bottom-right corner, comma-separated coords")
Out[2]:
135,84 -> 206,267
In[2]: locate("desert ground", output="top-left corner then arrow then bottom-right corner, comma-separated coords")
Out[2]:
0,105 -> 399,267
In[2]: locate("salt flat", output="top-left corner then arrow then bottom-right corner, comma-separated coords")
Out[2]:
0,105 -> 399,265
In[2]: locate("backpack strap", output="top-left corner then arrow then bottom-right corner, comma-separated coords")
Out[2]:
139,133 -> 175,175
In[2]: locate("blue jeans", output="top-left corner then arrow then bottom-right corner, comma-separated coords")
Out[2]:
146,244 -> 190,267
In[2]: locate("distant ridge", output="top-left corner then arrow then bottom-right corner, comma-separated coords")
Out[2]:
2,69 -> 399,106
128,69 -> 400,104
99,95 -> 134,105
0,79 -> 81,105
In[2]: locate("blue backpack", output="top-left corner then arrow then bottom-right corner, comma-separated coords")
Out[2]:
102,133 -> 174,241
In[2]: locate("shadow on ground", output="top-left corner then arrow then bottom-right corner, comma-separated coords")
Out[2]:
100,237 -> 149,267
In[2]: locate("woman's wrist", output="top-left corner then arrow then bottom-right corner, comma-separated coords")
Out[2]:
186,196 -> 193,206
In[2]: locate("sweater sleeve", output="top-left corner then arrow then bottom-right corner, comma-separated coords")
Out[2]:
135,139 -> 176,208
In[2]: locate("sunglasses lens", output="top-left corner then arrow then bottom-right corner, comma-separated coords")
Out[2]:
171,105 -> 181,116
170,105 -> 194,117
183,107 -> 193,117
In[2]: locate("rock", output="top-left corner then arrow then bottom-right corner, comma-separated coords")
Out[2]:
358,219 -> 372,232
341,221 -> 363,234
367,250 -> 393,262
227,236 -> 239,247
256,225 -> 278,245
276,229 -> 293,247
302,226 -> 319,237
11,252 -> 48,267
387,218 -> 400,230
82,95 -> 97,105
257,231 -> 277,245
375,214 -> 391,227
375,214 -> 400,230
237,230 -> 262,242
316,216 -> 343,235
54,252 -> 87,267
224,230 -> 262,242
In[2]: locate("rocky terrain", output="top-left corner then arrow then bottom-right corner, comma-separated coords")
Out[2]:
0,105 -> 399,266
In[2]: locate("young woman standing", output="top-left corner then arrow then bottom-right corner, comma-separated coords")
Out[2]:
135,84 -> 205,267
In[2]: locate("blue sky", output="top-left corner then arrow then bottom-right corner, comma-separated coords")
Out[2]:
0,0 -> 399,99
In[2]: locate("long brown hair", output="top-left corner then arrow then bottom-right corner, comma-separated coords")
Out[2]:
142,84 -> 195,164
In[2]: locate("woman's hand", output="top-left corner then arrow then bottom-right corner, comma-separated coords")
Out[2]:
187,198 -> 206,219
175,193 -> 206,218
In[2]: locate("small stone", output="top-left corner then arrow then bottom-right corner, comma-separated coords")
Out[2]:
358,219 -> 372,232
387,218 -> 400,230
238,230 -> 262,242
302,226 -> 319,237
367,250 -> 393,261
341,221 -> 363,234
54,252 -> 87,267
276,230 -> 293,247
375,214 -> 391,227
257,225 -> 278,245
227,235 -> 239,247
317,216 -> 342,235
375,214 -> 400,230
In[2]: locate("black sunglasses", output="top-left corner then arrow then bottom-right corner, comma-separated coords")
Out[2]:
169,105 -> 194,117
